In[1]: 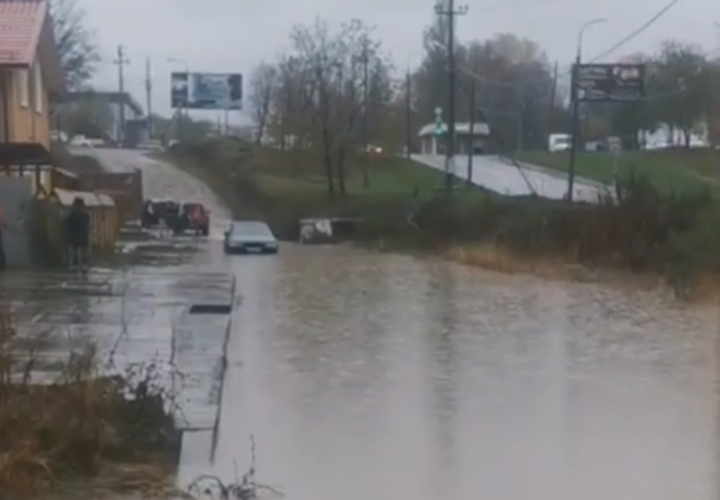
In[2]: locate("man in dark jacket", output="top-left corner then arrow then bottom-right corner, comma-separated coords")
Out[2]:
66,197 -> 90,271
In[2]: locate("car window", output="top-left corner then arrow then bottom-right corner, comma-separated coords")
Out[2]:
232,222 -> 271,236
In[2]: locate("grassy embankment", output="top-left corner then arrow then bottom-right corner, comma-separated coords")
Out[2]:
0,310 -> 182,499
514,150 -> 720,193
165,139 -> 720,299
159,140 -> 494,242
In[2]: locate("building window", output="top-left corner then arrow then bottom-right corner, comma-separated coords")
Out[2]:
17,69 -> 28,107
33,62 -> 42,113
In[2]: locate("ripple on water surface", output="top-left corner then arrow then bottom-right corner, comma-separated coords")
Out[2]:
210,245 -> 719,500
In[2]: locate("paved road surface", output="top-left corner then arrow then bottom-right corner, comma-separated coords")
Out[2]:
83,149 -> 720,500
412,154 -> 608,202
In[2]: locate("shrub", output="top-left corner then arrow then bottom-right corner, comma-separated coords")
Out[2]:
414,172 -> 720,294
0,307 -> 180,499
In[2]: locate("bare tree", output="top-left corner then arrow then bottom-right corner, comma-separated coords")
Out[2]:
282,18 -> 389,194
248,62 -> 277,144
49,0 -> 100,91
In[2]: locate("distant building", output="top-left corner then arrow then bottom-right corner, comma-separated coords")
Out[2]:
639,122 -> 709,149
55,91 -> 149,147
418,122 -> 491,155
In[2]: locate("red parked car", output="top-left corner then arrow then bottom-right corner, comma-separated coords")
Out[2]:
173,202 -> 210,236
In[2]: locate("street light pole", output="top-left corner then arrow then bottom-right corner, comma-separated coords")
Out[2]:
434,0 -> 468,195
405,68 -> 412,159
168,58 -> 190,139
114,45 -> 129,147
567,18 -> 606,201
467,79 -> 475,186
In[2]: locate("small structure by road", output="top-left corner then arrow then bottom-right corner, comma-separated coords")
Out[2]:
418,121 -> 491,155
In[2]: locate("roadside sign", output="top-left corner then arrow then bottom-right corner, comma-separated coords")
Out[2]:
171,72 -> 243,110
608,136 -> 622,154
575,63 -> 645,102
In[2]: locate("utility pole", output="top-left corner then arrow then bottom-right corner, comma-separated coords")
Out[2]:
568,18 -> 606,201
145,57 -> 153,138
547,61 -> 558,134
516,85 -> 524,152
405,69 -> 412,159
361,40 -> 370,189
113,45 -> 129,146
467,79 -> 475,186
434,0 -> 468,195
567,56 -> 581,201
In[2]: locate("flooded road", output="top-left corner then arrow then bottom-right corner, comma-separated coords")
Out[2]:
97,150 -> 720,499
209,249 -> 719,500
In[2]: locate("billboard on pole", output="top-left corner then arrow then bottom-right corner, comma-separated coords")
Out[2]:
575,63 -> 645,102
171,72 -> 242,109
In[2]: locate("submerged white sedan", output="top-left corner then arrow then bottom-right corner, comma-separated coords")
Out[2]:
223,221 -> 279,254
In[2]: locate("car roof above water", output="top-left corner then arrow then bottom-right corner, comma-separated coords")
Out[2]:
231,220 -> 273,234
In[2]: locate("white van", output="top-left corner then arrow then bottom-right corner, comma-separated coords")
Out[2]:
548,133 -> 571,152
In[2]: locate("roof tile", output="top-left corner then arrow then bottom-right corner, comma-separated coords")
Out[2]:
0,1 -> 47,66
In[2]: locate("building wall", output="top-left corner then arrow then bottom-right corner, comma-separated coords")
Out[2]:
108,102 -> 143,144
419,134 -> 488,155
0,166 -> 52,195
0,177 -> 33,267
0,64 -> 56,193
6,62 -> 51,149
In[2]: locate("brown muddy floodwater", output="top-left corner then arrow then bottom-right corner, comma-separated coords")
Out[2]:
95,149 -> 718,499
197,244 -> 720,500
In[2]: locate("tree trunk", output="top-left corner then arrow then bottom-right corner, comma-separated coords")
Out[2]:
324,154 -> 335,193
322,123 -> 334,194
336,151 -> 346,194
682,128 -> 691,149
630,130 -> 639,151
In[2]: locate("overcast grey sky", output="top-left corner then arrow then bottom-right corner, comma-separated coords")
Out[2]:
80,0 -> 719,119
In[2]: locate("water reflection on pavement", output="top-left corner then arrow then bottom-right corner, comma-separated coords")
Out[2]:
1,268 -> 235,430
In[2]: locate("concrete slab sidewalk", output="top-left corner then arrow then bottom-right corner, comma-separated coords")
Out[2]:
0,268 -> 236,432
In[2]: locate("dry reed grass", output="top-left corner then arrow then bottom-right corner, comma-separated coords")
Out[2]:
0,307 -> 180,499
442,244 -> 568,277
441,242 -> 720,303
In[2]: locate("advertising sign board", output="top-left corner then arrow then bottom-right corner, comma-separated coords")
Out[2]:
171,72 -> 242,109
575,63 -> 645,102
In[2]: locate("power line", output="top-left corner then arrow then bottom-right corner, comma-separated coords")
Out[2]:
455,78 -> 538,196
459,42 -> 720,92
588,0 -> 679,62
459,0 -> 683,89
477,0 -> 596,15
